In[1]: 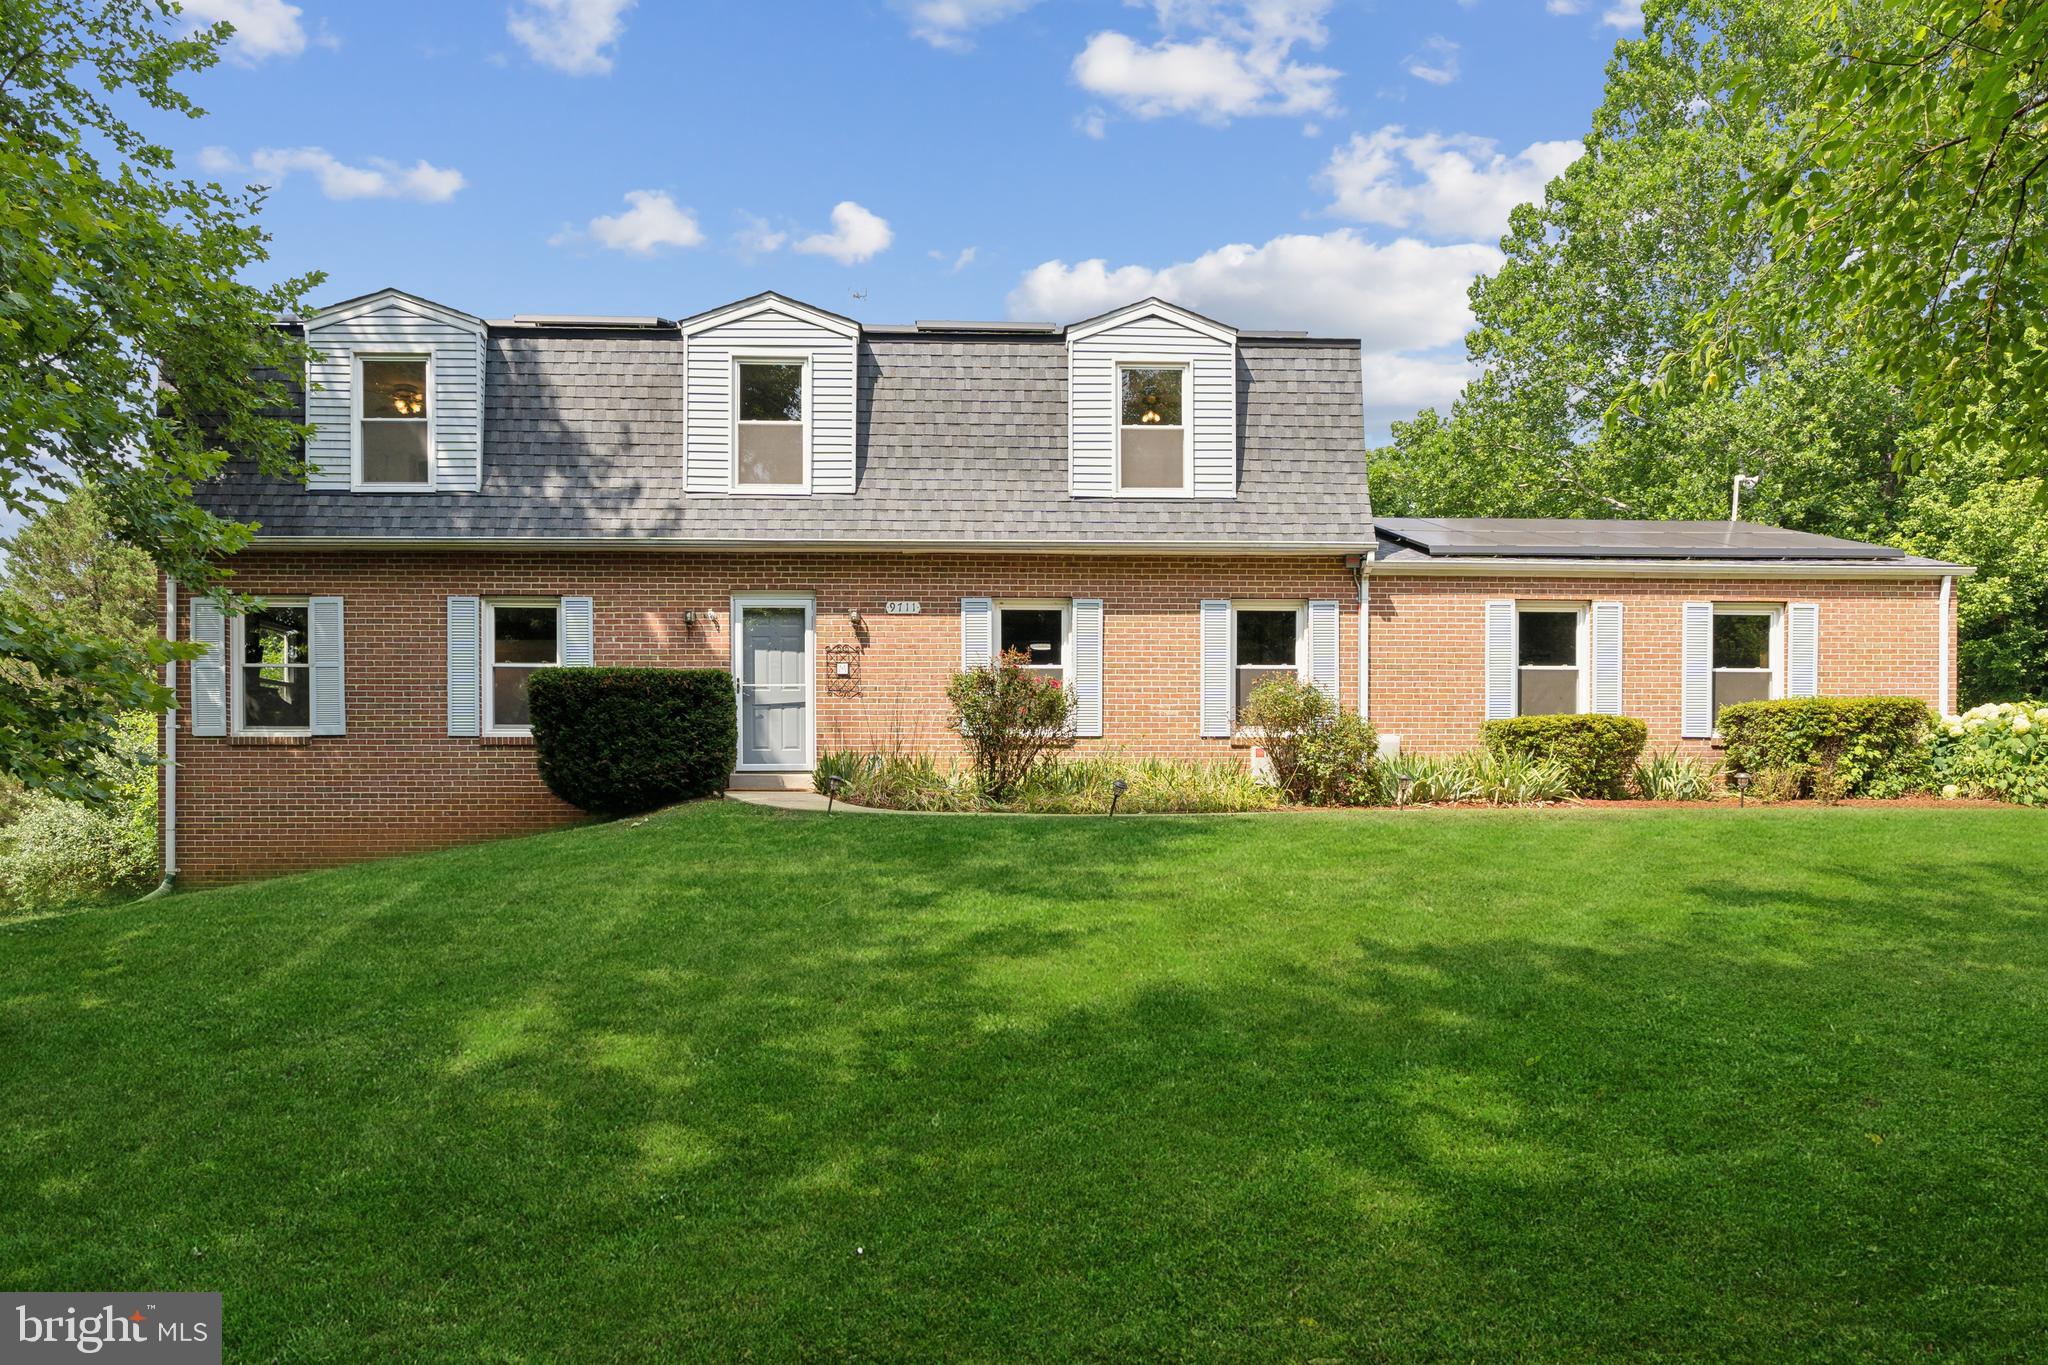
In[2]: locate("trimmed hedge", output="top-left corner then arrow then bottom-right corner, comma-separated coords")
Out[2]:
529,668 -> 737,814
1479,714 -> 1648,799
1716,696 -> 1932,799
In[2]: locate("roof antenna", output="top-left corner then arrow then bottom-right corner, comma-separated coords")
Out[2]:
1730,471 -> 1760,522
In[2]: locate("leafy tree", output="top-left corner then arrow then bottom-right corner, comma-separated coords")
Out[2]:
1692,0 -> 2048,474
1372,0 -> 2048,704
1,487 -> 157,654
0,0 -> 317,801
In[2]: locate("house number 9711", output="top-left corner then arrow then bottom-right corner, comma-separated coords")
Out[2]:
884,601 -> 922,615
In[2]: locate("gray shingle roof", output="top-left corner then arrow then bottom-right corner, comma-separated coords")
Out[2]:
200,331 -> 1374,550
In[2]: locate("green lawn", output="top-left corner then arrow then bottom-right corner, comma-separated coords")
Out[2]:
4,804 -> 2045,1360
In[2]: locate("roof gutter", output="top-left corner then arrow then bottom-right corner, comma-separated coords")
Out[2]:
246,534 -> 1377,557
1367,555 -> 1972,580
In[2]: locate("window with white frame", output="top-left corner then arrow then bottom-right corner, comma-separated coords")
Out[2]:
736,360 -> 806,489
235,599 -> 311,733
1233,602 -> 1303,723
1517,604 -> 1586,715
997,601 -> 1070,686
357,356 -> 431,487
1117,364 -> 1187,492
486,600 -> 561,733
1712,605 -> 1780,723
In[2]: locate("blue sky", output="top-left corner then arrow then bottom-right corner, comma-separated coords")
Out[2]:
172,0 -> 1632,440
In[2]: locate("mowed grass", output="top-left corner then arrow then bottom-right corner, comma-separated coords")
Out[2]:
3,804 -> 2045,1360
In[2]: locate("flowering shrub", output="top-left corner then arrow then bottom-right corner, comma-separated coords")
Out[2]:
1930,701 -> 2048,806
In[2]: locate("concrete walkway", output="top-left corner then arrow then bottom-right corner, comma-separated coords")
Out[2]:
723,789 -> 902,813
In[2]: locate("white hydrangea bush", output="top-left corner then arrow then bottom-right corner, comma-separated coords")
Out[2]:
1931,701 -> 2048,806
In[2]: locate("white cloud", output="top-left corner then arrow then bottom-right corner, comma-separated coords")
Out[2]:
180,0 -> 311,65
1008,230 -> 1497,356
1075,107 -> 1109,139
1010,232 -> 1496,431
508,0 -> 634,75
1602,0 -> 1644,26
734,213 -> 788,257
793,202 -> 894,265
551,190 -> 704,255
896,0 -> 1037,50
1546,0 -> 1585,12
1071,0 -> 1340,123
1321,126 -> 1581,241
1402,35 -> 1459,86
929,246 -> 978,272
203,146 -> 466,202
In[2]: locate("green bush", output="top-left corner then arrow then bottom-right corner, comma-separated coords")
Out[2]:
1931,701 -> 2048,805
1238,675 -> 1379,805
947,650 -> 1074,798
1479,714 -> 1648,799
1008,754 -> 1279,814
0,711 -> 157,914
1717,697 -> 1933,799
529,668 -> 736,815
1632,750 -> 1724,801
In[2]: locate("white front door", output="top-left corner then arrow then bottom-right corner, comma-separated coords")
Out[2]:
733,598 -> 813,770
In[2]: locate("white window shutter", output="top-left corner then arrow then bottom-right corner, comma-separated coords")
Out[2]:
1681,601 -> 1713,737
1484,600 -> 1516,721
1590,601 -> 1623,716
1071,597 -> 1103,738
447,596 -> 482,738
309,596 -> 346,736
960,597 -> 993,669
1199,598 -> 1231,738
1306,599 -> 1340,702
1787,602 -> 1819,697
189,598 -> 227,737
561,596 -> 595,667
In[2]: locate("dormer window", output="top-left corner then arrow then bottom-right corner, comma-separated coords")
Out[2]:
356,356 -> 432,489
1117,364 -> 1188,494
736,359 -> 807,491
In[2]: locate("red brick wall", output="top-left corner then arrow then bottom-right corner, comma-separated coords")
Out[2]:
167,548 -> 1360,882
166,551 -> 1956,883
1366,573 -> 1953,754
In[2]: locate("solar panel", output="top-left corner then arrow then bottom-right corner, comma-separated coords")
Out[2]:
1374,518 -> 1905,561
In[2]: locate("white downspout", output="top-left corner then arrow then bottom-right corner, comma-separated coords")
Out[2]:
1357,552 -> 1372,721
137,575 -> 178,900
1937,574 -> 1953,716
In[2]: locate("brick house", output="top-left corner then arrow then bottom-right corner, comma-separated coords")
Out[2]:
164,288 -> 1968,883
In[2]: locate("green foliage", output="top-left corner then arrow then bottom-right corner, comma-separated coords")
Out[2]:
946,650 -> 1075,798
1718,697 -> 1934,799
1480,714 -> 1648,798
0,0 -> 319,799
1696,0 -> 2048,475
528,669 -> 736,815
1376,749 -> 1572,807
1632,750 -> 1725,801
1931,701 -> 2048,806
0,712 -> 157,913
1238,675 -> 1379,805
815,749 -> 1279,814
1,488 -> 158,654
1371,0 -> 2045,707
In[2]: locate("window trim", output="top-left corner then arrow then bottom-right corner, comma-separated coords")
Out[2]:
1515,601 -> 1589,716
483,597 -> 563,737
351,352 -> 435,492
1113,360 -> 1192,498
995,598 -> 1074,690
1710,602 -> 1784,733
231,597 -> 313,737
731,353 -> 812,495
1230,599 -> 1306,729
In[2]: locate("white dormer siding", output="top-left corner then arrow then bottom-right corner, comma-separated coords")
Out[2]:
681,295 -> 859,495
303,290 -> 486,493
1067,300 -> 1237,499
